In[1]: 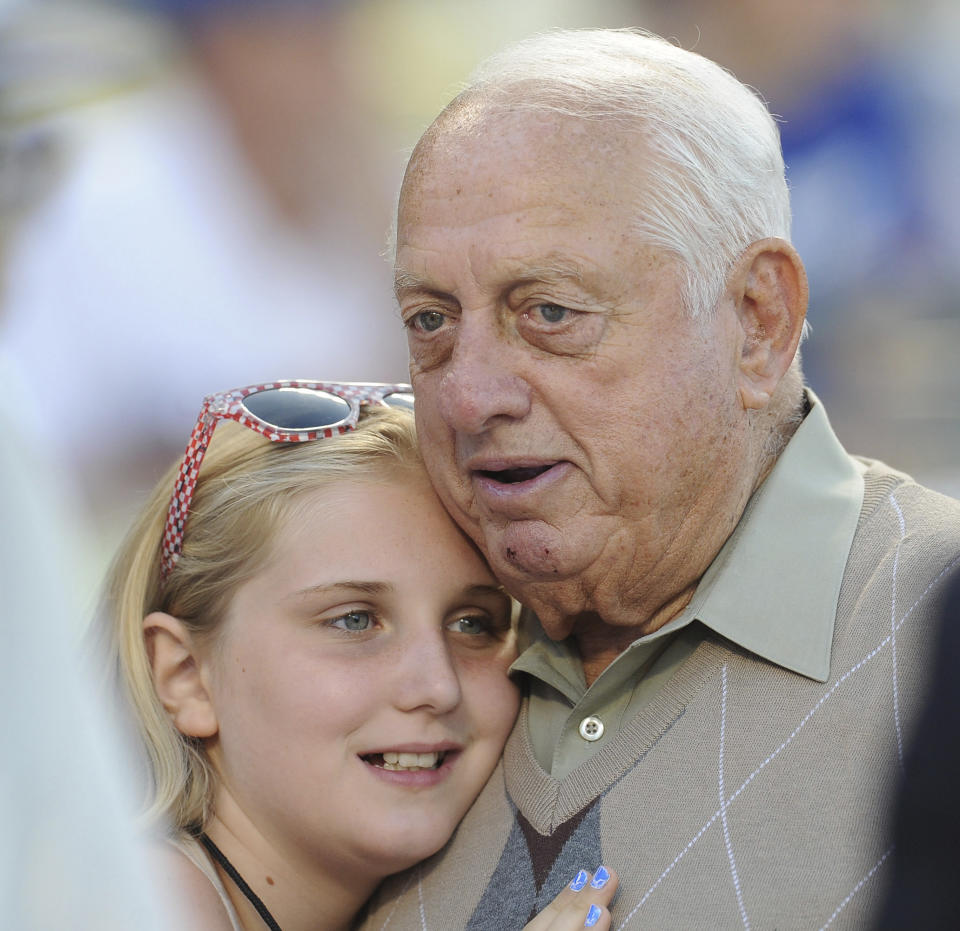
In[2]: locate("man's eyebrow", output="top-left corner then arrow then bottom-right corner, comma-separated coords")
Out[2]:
285,580 -> 390,601
394,269 -> 437,299
516,258 -> 586,285
394,259 -> 586,299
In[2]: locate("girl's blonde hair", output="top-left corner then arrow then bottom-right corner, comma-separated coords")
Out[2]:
98,406 -> 421,835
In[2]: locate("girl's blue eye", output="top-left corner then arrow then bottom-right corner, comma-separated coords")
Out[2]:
447,616 -> 489,636
330,610 -> 373,632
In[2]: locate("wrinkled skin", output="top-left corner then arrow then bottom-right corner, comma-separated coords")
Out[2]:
395,110 -> 805,678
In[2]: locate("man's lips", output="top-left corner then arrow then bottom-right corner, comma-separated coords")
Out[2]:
478,465 -> 552,484
469,459 -> 562,486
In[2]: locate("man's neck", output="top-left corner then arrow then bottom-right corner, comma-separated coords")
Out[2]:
575,586 -> 696,687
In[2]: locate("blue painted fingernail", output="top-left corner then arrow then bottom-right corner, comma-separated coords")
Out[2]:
585,904 -> 603,927
570,869 -> 589,891
590,866 -> 611,889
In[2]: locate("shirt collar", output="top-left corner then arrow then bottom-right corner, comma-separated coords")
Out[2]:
512,390 -> 865,688
682,390 -> 865,681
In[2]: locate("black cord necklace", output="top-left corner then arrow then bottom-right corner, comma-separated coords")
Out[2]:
200,833 -> 283,931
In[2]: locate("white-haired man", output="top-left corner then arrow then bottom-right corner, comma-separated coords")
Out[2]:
363,29 -> 960,930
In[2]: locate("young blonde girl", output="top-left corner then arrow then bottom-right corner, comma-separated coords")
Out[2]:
97,381 -> 616,930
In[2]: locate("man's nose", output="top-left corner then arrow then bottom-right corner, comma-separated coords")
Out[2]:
437,317 -> 531,435
391,629 -> 463,715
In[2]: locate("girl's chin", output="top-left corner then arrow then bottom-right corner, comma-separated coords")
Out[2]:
356,829 -> 453,876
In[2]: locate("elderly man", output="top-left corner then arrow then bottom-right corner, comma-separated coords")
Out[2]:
364,29 -> 960,930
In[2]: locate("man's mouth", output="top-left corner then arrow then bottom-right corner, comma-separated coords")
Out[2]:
361,750 -> 448,772
477,465 -> 553,485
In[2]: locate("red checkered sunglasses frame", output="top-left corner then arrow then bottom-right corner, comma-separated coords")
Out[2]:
160,380 -> 413,580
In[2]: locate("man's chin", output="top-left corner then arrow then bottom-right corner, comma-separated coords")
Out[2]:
484,519 -> 574,580
478,522 -> 615,637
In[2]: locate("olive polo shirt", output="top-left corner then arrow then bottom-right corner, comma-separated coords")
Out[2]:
511,391 -> 867,779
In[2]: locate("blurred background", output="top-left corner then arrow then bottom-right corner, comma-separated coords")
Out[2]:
1,0 -> 958,622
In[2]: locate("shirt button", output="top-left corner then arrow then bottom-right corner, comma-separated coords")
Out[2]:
578,715 -> 604,742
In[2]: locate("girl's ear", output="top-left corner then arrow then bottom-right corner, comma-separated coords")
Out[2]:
143,612 -> 218,738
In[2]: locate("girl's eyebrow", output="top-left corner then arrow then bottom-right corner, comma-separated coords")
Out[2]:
285,580 -> 391,601
462,583 -> 511,599
284,581 -> 509,602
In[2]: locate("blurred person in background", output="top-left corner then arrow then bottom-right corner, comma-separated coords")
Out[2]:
874,567 -> 960,930
0,398 -> 180,930
0,4 -> 178,925
0,0 -> 409,595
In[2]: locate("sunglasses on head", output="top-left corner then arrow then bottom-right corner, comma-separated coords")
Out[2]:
160,380 -> 414,580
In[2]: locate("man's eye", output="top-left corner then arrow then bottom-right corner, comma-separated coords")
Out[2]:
329,610 -> 374,632
412,310 -> 446,333
535,304 -> 570,324
446,615 -> 489,636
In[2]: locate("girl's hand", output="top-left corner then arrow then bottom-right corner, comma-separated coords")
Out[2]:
523,867 -> 619,930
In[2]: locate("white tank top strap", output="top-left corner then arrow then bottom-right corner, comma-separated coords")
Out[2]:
168,833 -> 245,931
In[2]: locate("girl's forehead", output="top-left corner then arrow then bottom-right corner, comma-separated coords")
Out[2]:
227,473 -> 493,609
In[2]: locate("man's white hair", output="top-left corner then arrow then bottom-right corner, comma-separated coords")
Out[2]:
441,28 -> 793,319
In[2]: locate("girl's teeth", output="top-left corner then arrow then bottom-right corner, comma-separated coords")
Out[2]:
379,751 -> 441,771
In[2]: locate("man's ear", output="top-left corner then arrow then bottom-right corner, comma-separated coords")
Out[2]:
727,237 -> 808,410
143,612 -> 219,739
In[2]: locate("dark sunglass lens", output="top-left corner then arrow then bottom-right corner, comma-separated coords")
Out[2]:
383,391 -> 415,411
243,387 -> 351,430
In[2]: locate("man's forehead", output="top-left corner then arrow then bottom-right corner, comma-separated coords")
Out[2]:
394,107 -> 660,295
402,106 -> 637,202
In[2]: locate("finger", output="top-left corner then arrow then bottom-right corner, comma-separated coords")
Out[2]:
522,867 -> 619,930
526,870 -> 586,924
584,866 -> 618,912
526,868 -> 594,923
584,903 -> 612,930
